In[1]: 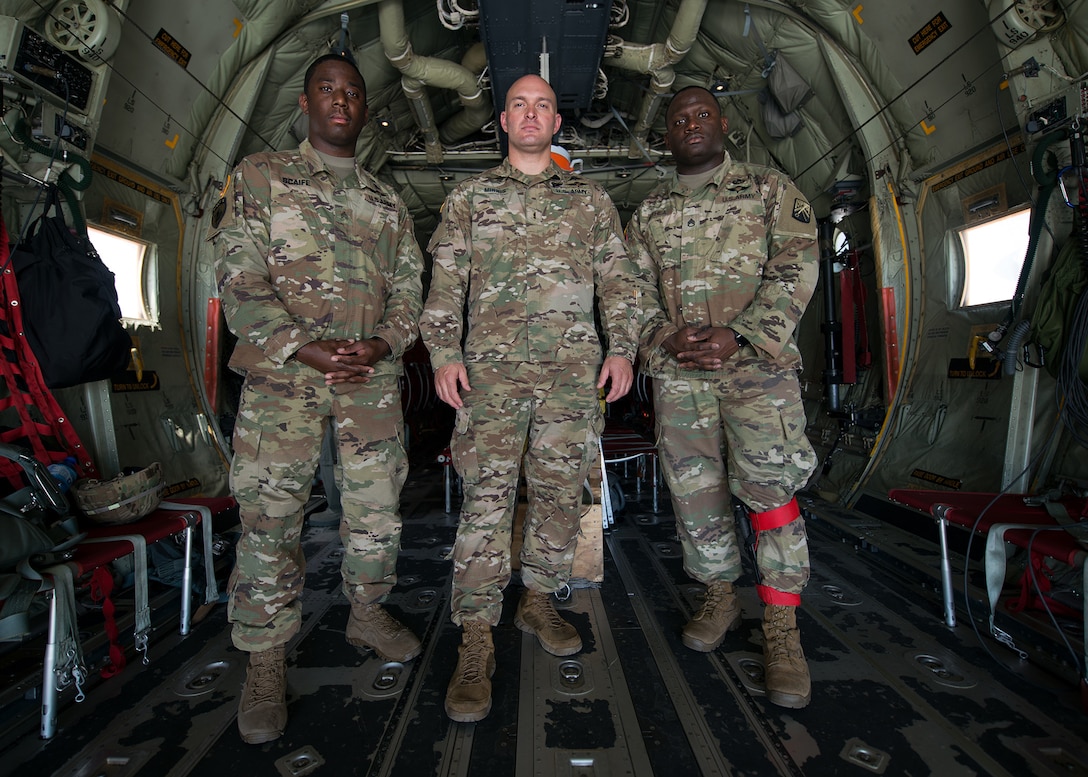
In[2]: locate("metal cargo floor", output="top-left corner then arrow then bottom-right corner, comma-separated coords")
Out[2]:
4,466 -> 1086,776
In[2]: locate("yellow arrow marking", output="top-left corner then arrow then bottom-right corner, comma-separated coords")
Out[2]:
165,133 -> 180,148
233,18 -> 243,38
852,5 -> 864,23
920,119 -> 936,135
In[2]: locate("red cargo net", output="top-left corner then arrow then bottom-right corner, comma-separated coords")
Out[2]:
0,217 -> 98,490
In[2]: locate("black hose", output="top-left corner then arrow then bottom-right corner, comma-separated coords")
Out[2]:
1003,320 -> 1031,375
12,117 -> 92,234
1002,129 -> 1069,330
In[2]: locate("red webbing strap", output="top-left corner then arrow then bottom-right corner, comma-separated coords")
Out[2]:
0,217 -> 99,489
879,287 -> 899,400
757,585 -> 801,606
1005,552 -> 1080,619
840,261 -> 857,384
749,498 -> 801,532
842,250 -> 872,370
203,297 -> 221,412
750,499 -> 804,605
89,566 -> 126,678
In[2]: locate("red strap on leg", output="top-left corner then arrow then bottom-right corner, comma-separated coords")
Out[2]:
749,498 -> 801,532
750,499 -> 804,605
90,567 -> 126,678
757,585 -> 801,606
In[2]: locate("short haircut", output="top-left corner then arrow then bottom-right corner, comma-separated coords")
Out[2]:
303,54 -> 366,94
665,85 -> 721,119
502,75 -> 557,111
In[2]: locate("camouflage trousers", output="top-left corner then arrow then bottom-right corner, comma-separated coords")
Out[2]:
653,363 -> 817,596
450,362 -> 602,626
227,371 -> 408,651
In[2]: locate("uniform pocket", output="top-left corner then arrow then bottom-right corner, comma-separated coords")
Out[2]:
268,190 -> 329,265
451,405 -> 481,485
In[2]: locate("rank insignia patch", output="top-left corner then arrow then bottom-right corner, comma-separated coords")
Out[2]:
792,198 -> 812,223
211,196 -> 226,228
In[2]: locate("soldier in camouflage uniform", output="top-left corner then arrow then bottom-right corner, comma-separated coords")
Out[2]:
207,55 -> 424,744
420,74 -> 644,722
627,86 -> 819,709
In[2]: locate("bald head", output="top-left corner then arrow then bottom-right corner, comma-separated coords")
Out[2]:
504,75 -> 556,112
500,74 -> 563,171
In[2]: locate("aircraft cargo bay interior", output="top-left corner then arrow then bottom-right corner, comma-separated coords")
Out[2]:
1,1 -> 1087,775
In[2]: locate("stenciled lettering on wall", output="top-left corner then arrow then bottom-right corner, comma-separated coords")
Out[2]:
152,28 -> 192,69
947,357 -> 1001,380
910,469 -> 963,489
931,143 -> 1026,193
112,370 -> 160,392
164,478 -> 201,497
91,161 -> 173,205
909,12 -> 952,55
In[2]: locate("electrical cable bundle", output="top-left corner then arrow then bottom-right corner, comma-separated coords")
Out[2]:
1056,168 -> 1088,446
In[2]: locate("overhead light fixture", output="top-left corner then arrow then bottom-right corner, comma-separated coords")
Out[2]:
377,116 -> 393,130
711,80 -> 729,94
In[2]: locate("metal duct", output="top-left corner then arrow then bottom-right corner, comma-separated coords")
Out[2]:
377,0 -> 491,163
607,0 -> 709,158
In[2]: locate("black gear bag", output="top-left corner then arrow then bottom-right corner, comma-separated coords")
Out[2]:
8,186 -> 131,389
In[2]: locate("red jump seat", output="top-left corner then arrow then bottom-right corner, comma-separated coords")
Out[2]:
39,496 -> 235,739
887,488 -> 1087,692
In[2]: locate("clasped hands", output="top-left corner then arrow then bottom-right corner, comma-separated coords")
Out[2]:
295,338 -> 391,384
663,326 -> 743,370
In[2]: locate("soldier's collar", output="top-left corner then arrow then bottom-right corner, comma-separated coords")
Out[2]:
299,139 -> 371,189
499,157 -> 565,186
669,151 -> 733,195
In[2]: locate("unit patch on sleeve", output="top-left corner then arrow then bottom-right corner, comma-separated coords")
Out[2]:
775,181 -> 818,239
211,196 -> 227,229
207,173 -> 234,236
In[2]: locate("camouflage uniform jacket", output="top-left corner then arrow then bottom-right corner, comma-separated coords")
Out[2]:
420,159 -> 641,369
209,138 -> 424,379
628,155 -> 818,378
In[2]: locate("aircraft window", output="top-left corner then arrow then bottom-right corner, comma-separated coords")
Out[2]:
956,207 -> 1031,308
87,226 -> 158,327
833,228 -> 850,257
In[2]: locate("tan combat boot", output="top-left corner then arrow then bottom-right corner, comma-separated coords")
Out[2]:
346,603 -> 422,662
445,621 -> 496,722
762,604 -> 811,708
237,644 -> 287,744
514,590 -> 582,656
682,580 -> 741,652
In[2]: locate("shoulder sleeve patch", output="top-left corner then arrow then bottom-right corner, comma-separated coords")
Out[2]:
211,195 -> 227,229
775,180 -> 818,239
791,197 -> 812,224
206,172 -> 236,240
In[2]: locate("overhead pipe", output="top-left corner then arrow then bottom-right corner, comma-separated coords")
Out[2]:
378,0 -> 492,163
606,0 -> 709,159
441,42 -> 491,144
401,77 -> 444,163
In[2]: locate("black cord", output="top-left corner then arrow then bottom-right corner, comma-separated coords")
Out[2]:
1051,164 -> 1088,446
958,420 -> 1060,671
3,73 -> 71,275
1025,527 -> 1083,677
